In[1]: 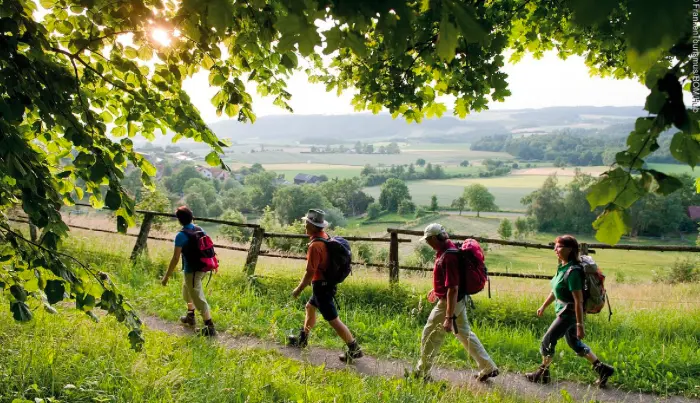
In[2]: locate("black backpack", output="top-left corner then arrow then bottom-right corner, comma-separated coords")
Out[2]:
312,236 -> 352,284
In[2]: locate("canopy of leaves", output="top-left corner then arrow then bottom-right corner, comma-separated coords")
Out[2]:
0,0 -> 697,346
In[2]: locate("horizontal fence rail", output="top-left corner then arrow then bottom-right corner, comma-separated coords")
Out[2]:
9,203 -> 700,287
387,228 -> 700,253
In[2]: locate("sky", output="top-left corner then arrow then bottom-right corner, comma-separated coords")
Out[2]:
182,51 -> 652,124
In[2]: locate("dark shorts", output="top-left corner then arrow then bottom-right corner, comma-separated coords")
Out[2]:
308,282 -> 338,322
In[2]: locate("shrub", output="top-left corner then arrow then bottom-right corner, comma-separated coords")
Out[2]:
220,209 -> 251,243
354,242 -> 375,264
367,202 -> 382,220
398,200 -> 416,215
653,258 -> 700,284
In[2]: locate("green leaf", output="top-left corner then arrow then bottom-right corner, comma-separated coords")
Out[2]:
647,170 -> 683,195
224,103 -> 240,117
202,54 -> 215,70
10,301 -> 33,322
100,111 -> 114,123
129,329 -> 145,351
140,159 -> 157,176
345,32 -> 367,58
437,12 -> 458,62
138,46 -> 152,61
105,189 -> 121,209
670,132 -> 700,168
205,151 -> 221,166
644,89 -> 667,114
56,20 -> 73,35
323,27 -> 343,55
570,0 -> 616,26
593,209 -> 628,245
76,292 -> 96,311
444,0 -> 485,44
209,72 -> 226,86
117,215 -> 128,233
586,168 -> 643,209
207,0 -> 232,33
40,0 -> 54,8
280,53 -> 298,70
696,177 -> 700,193
124,46 -> 138,59
10,284 -> 27,302
44,280 -> 65,304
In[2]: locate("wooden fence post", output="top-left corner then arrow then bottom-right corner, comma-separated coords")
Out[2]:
130,213 -> 154,262
389,231 -> 399,284
245,227 -> 265,276
580,243 -> 589,256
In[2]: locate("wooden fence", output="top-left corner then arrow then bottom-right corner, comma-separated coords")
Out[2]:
10,203 -> 700,285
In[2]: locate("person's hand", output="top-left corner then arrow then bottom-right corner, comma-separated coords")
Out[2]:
427,289 -> 437,303
160,276 -> 169,286
536,306 -> 545,317
442,317 -> 453,333
576,324 -> 585,339
292,287 -> 302,299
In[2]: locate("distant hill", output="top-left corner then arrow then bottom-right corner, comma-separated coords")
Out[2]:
139,106 -> 643,147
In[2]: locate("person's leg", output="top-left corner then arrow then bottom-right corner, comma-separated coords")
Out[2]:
180,273 -> 196,326
312,285 -> 362,362
563,321 -> 614,387
453,299 -> 498,381
415,300 -> 448,377
304,302 -> 317,333
526,315 -> 569,383
328,317 -> 353,343
190,272 -> 214,335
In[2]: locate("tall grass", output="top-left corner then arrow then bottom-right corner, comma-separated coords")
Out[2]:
65,236 -> 700,398
0,308 -> 528,403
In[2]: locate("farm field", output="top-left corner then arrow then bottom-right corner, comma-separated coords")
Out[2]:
646,163 -> 700,177
7,222 -> 696,399
221,143 -> 512,166
365,176 -> 573,211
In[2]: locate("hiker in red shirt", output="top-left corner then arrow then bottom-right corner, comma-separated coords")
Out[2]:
414,223 -> 499,382
287,209 -> 363,362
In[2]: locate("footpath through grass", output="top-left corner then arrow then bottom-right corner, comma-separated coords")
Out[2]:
67,236 -> 700,399
0,308 -> 528,403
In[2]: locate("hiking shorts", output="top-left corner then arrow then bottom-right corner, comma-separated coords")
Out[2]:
540,311 -> 590,357
182,272 -> 210,315
308,282 -> 338,322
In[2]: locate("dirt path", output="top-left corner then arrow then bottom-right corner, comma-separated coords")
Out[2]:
142,315 -> 696,403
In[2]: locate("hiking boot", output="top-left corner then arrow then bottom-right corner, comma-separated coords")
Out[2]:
339,340 -> 363,363
338,348 -> 364,363
525,365 -> 551,384
197,322 -> 217,337
475,369 -> 500,382
180,311 -> 195,327
593,361 -> 614,388
287,329 -> 308,348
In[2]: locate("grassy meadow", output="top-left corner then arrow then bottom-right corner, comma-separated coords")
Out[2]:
14,225 -> 697,399
0,308 -> 529,403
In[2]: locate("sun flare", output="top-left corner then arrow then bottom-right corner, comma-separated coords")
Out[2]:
151,28 -> 171,46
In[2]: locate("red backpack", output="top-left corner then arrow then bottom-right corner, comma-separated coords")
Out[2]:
439,239 -> 489,299
181,226 -> 219,274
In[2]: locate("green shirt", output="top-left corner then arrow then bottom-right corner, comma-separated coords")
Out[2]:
551,262 -> 583,315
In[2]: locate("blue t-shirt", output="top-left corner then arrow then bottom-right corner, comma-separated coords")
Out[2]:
175,224 -> 204,273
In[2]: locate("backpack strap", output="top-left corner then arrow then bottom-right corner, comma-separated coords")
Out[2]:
438,248 -> 467,302
563,264 -> 583,281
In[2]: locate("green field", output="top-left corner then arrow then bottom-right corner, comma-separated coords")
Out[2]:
365,176 -> 573,211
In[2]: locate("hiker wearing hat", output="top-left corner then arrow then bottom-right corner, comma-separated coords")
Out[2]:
287,209 -> 364,362
414,223 -> 499,382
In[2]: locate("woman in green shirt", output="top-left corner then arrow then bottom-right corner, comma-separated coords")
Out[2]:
525,235 -> 614,387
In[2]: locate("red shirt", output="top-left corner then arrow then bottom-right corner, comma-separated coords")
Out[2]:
306,232 -> 329,282
433,240 -> 461,299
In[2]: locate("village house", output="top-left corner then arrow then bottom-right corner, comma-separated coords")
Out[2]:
294,173 -> 321,185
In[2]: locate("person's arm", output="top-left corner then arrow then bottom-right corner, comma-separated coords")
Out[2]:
537,292 -> 556,316
293,271 -> 314,298
572,290 -> 585,339
442,286 -> 458,332
161,247 -> 182,286
293,243 -> 318,298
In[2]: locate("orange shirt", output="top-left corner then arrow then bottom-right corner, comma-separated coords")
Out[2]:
306,232 -> 329,282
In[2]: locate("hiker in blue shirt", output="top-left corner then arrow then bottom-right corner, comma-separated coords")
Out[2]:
161,206 -> 216,337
